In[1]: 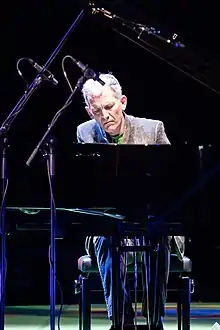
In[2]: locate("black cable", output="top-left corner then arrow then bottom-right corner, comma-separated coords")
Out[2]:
16,57 -> 30,89
1,57 -> 37,128
61,55 -> 75,92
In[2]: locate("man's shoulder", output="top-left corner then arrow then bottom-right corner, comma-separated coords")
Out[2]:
127,115 -> 162,129
77,119 -> 96,133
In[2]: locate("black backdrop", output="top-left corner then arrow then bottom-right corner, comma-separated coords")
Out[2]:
1,0 -> 220,305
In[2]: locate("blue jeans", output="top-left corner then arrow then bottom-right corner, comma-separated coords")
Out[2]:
93,236 -> 170,326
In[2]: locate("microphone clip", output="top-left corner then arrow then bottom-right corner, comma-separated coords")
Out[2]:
70,55 -> 105,86
82,67 -> 105,86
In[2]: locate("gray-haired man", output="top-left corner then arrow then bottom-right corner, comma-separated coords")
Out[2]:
77,73 -> 185,330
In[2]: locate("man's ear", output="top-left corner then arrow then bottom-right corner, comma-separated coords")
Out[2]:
85,106 -> 94,119
120,95 -> 127,111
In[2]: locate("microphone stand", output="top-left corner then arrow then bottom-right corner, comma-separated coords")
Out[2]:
0,9 -> 85,140
92,6 -> 220,97
26,74 -> 89,330
0,138 -> 9,330
0,9 -> 85,330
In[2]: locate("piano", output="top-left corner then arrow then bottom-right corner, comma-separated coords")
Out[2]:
5,143 -> 201,236
1,143 -> 204,330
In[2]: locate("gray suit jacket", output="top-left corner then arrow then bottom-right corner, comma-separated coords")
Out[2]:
77,114 -> 170,145
77,114 -> 185,260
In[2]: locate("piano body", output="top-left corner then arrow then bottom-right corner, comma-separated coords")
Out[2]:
5,143 -> 201,236
2,142 -> 212,328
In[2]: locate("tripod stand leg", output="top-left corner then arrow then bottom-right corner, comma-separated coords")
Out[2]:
142,237 -> 151,329
0,138 -> 8,330
0,230 -> 6,330
47,141 -> 57,330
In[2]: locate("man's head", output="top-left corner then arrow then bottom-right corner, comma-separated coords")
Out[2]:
82,73 -> 127,136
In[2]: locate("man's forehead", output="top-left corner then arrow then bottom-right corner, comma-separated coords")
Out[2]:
88,88 -> 115,104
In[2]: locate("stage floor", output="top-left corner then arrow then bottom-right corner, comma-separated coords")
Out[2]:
5,303 -> 220,329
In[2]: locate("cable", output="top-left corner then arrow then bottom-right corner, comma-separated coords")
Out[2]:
16,57 -> 30,89
50,100 -> 73,127
47,161 -> 63,330
56,278 -> 64,330
0,57 -> 40,131
61,55 -> 76,92
48,246 -> 64,330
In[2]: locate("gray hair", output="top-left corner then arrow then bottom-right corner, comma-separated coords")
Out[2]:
82,73 -> 122,105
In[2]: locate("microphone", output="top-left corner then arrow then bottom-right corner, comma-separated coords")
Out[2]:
28,58 -> 58,85
70,56 -> 105,86
91,7 -> 115,19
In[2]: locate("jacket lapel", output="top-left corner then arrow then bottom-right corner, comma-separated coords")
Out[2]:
94,122 -> 109,143
121,114 -> 131,144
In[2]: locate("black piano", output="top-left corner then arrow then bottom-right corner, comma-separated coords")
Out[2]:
1,143 -> 207,330
5,143 -> 201,236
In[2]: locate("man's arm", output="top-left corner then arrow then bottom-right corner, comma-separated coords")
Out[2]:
155,121 -> 170,144
76,125 -> 84,143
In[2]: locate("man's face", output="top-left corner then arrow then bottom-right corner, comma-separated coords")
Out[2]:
86,87 -> 127,135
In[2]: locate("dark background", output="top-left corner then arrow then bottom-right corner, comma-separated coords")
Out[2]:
1,0 -> 220,306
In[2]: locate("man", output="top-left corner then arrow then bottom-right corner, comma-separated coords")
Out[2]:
77,73 -> 185,330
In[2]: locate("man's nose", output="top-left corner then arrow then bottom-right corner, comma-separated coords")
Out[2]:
101,109 -> 110,120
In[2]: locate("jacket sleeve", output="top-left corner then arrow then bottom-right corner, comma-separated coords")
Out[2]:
76,125 -> 84,143
155,121 -> 170,144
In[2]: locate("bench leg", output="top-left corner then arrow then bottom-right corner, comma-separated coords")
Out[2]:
80,275 -> 91,330
182,277 -> 191,330
177,278 -> 182,330
79,280 -> 82,330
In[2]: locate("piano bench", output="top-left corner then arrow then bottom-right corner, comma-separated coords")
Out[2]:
75,254 -> 193,330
